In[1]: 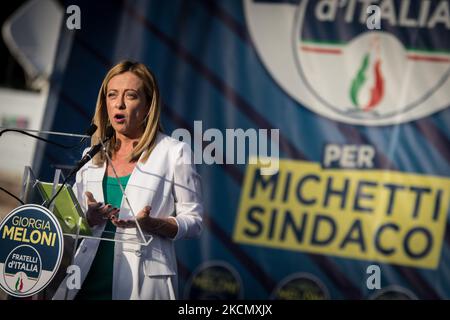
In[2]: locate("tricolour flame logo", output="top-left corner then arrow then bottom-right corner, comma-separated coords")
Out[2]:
350,36 -> 385,111
15,274 -> 24,292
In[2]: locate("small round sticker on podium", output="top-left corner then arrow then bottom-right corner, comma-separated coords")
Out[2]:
0,204 -> 64,298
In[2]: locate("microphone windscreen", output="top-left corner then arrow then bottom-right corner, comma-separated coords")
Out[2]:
105,126 -> 114,140
85,124 -> 98,136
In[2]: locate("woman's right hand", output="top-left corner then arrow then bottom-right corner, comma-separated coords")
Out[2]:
85,191 -> 119,227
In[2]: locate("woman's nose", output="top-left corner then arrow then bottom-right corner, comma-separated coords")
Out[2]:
115,94 -> 126,109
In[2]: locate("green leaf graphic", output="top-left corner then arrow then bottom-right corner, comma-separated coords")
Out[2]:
350,53 -> 370,108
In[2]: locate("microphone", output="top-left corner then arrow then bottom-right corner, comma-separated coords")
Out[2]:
44,126 -> 114,209
69,126 -> 114,175
78,124 -> 98,146
85,123 -> 99,136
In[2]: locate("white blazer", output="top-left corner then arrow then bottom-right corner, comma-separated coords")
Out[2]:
53,132 -> 203,299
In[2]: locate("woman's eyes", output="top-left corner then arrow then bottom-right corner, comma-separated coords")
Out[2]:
107,92 -> 137,99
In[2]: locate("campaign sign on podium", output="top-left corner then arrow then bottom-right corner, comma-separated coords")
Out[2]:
0,128 -> 152,299
0,204 -> 64,297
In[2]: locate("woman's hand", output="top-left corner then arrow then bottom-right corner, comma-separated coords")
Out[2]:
111,206 -> 178,239
111,206 -> 151,229
85,191 -> 120,227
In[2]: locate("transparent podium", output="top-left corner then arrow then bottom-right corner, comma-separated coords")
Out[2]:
0,128 -> 153,299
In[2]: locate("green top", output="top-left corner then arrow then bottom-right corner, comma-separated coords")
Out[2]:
75,174 -> 131,300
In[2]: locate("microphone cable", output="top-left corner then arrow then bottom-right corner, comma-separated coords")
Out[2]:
0,186 -> 24,205
0,124 -> 97,150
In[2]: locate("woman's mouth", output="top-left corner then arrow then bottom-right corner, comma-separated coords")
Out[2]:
114,114 -> 126,124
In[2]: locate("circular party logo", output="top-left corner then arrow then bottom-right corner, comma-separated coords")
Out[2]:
369,285 -> 418,300
184,261 -> 243,299
0,204 -> 64,297
244,0 -> 450,125
270,273 -> 329,300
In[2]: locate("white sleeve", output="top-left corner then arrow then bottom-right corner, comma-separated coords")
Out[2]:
71,148 -> 89,213
72,168 -> 86,213
170,142 -> 203,240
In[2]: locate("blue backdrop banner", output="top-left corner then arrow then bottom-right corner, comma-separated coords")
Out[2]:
37,0 -> 450,299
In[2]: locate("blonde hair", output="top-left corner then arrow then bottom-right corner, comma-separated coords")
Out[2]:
91,60 -> 162,165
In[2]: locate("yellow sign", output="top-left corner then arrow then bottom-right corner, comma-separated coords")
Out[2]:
233,159 -> 450,269
2,216 -> 56,247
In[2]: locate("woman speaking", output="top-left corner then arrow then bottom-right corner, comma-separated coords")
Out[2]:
53,60 -> 203,300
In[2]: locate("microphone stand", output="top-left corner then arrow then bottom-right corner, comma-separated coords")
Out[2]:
0,125 -> 97,210
44,128 -> 114,209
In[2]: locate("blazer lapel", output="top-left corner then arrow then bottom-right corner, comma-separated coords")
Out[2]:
85,162 -> 106,203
